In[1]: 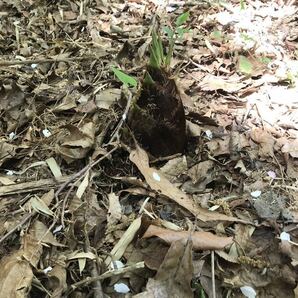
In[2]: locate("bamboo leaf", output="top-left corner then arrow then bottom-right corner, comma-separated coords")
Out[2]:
112,67 -> 137,87
175,11 -> 190,27
238,55 -> 253,75
144,72 -> 155,85
149,46 -> 160,68
163,26 -> 174,39
152,31 -> 162,66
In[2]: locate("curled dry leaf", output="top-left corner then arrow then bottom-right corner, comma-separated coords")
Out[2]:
143,225 -> 233,250
95,88 -> 122,110
198,74 -> 247,92
57,121 -> 96,163
0,251 -> 33,298
46,265 -> 67,297
250,128 -> 275,157
188,160 -> 214,184
282,139 -> 298,158
0,141 -> 16,167
0,218 -> 60,297
129,145 -> 246,223
134,238 -> 193,298
108,192 -> 122,225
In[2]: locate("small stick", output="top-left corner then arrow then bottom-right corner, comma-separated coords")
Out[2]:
108,89 -> 132,143
0,213 -> 34,244
0,147 -> 118,243
211,251 -> 216,298
59,146 -> 118,226
67,262 -> 145,294
0,56 -> 96,67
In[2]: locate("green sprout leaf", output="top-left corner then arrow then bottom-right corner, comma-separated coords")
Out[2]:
240,0 -> 246,10
176,27 -> 189,39
211,30 -> 222,40
175,11 -> 190,27
258,56 -> 271,65
149,30 -> 164,69
163,26 -> 174,39
238,55 -> 253,75
112,67 -> 137,87
144,72 -> 155,85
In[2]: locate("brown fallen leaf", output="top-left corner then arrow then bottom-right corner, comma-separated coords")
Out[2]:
46,265 -> 67,297
0,141 -> 16,167
57,121 -> 96,163
188,160 -> 214,184
0,220 -> 49,297
250,128 -> 275,157
282,139 -> 298,158
143,225 -> 233,250
107,192 -> 122,225
198,74 -> 248,92
0,251 -> 33,298
133,238 -> 193,298
129,145 -> 247,223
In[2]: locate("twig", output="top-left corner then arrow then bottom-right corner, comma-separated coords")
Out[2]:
67,262 -> 145,294
0,56 -> 96,67
150,153 -> 181,163
211,250 -> 216,298
60,179 -> 79,228
0,147 -> 118,243
58,146 -> 119,226
0,175 -> 71,197
83,220 -> 104,298
91,264 -> 104,298
0,213 -> 34,244
108,89 -> 132,143
271,184 -> 298,191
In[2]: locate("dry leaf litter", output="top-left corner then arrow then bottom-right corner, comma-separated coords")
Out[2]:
0,0 -> 298,297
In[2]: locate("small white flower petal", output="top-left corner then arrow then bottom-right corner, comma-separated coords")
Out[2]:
114,283 -> 130,294
280,231 -> 290,242
267,171 -> 276,179
43,266 -> 53,274
240,286 -> 256,298
205,130 -> 213,139
111,260 -> 124,270
53,225 -> 63,234
9,132 -> 16,140
250,190 -> 261,198
152,172 -> 161,182
42,129 -> 52,138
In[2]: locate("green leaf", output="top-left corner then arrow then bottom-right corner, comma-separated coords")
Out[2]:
240,0 -> 246,10
165,44 -> 173,67
258,56 -> 271,65
112,67 -> 137,87
238,55 -> 253,75
149,46 -> 160,68
175,11 -> 190,27
163,26 -> 174,39
144,72 -> 155,85
211,30 -> 222,40
176,27 -> 188,39
149,30 -> 164,69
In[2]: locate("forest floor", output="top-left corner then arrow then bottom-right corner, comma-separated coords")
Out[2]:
0,0 -> 298,297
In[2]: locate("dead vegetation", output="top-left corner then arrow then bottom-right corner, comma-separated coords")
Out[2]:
0,0 -> 298,297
